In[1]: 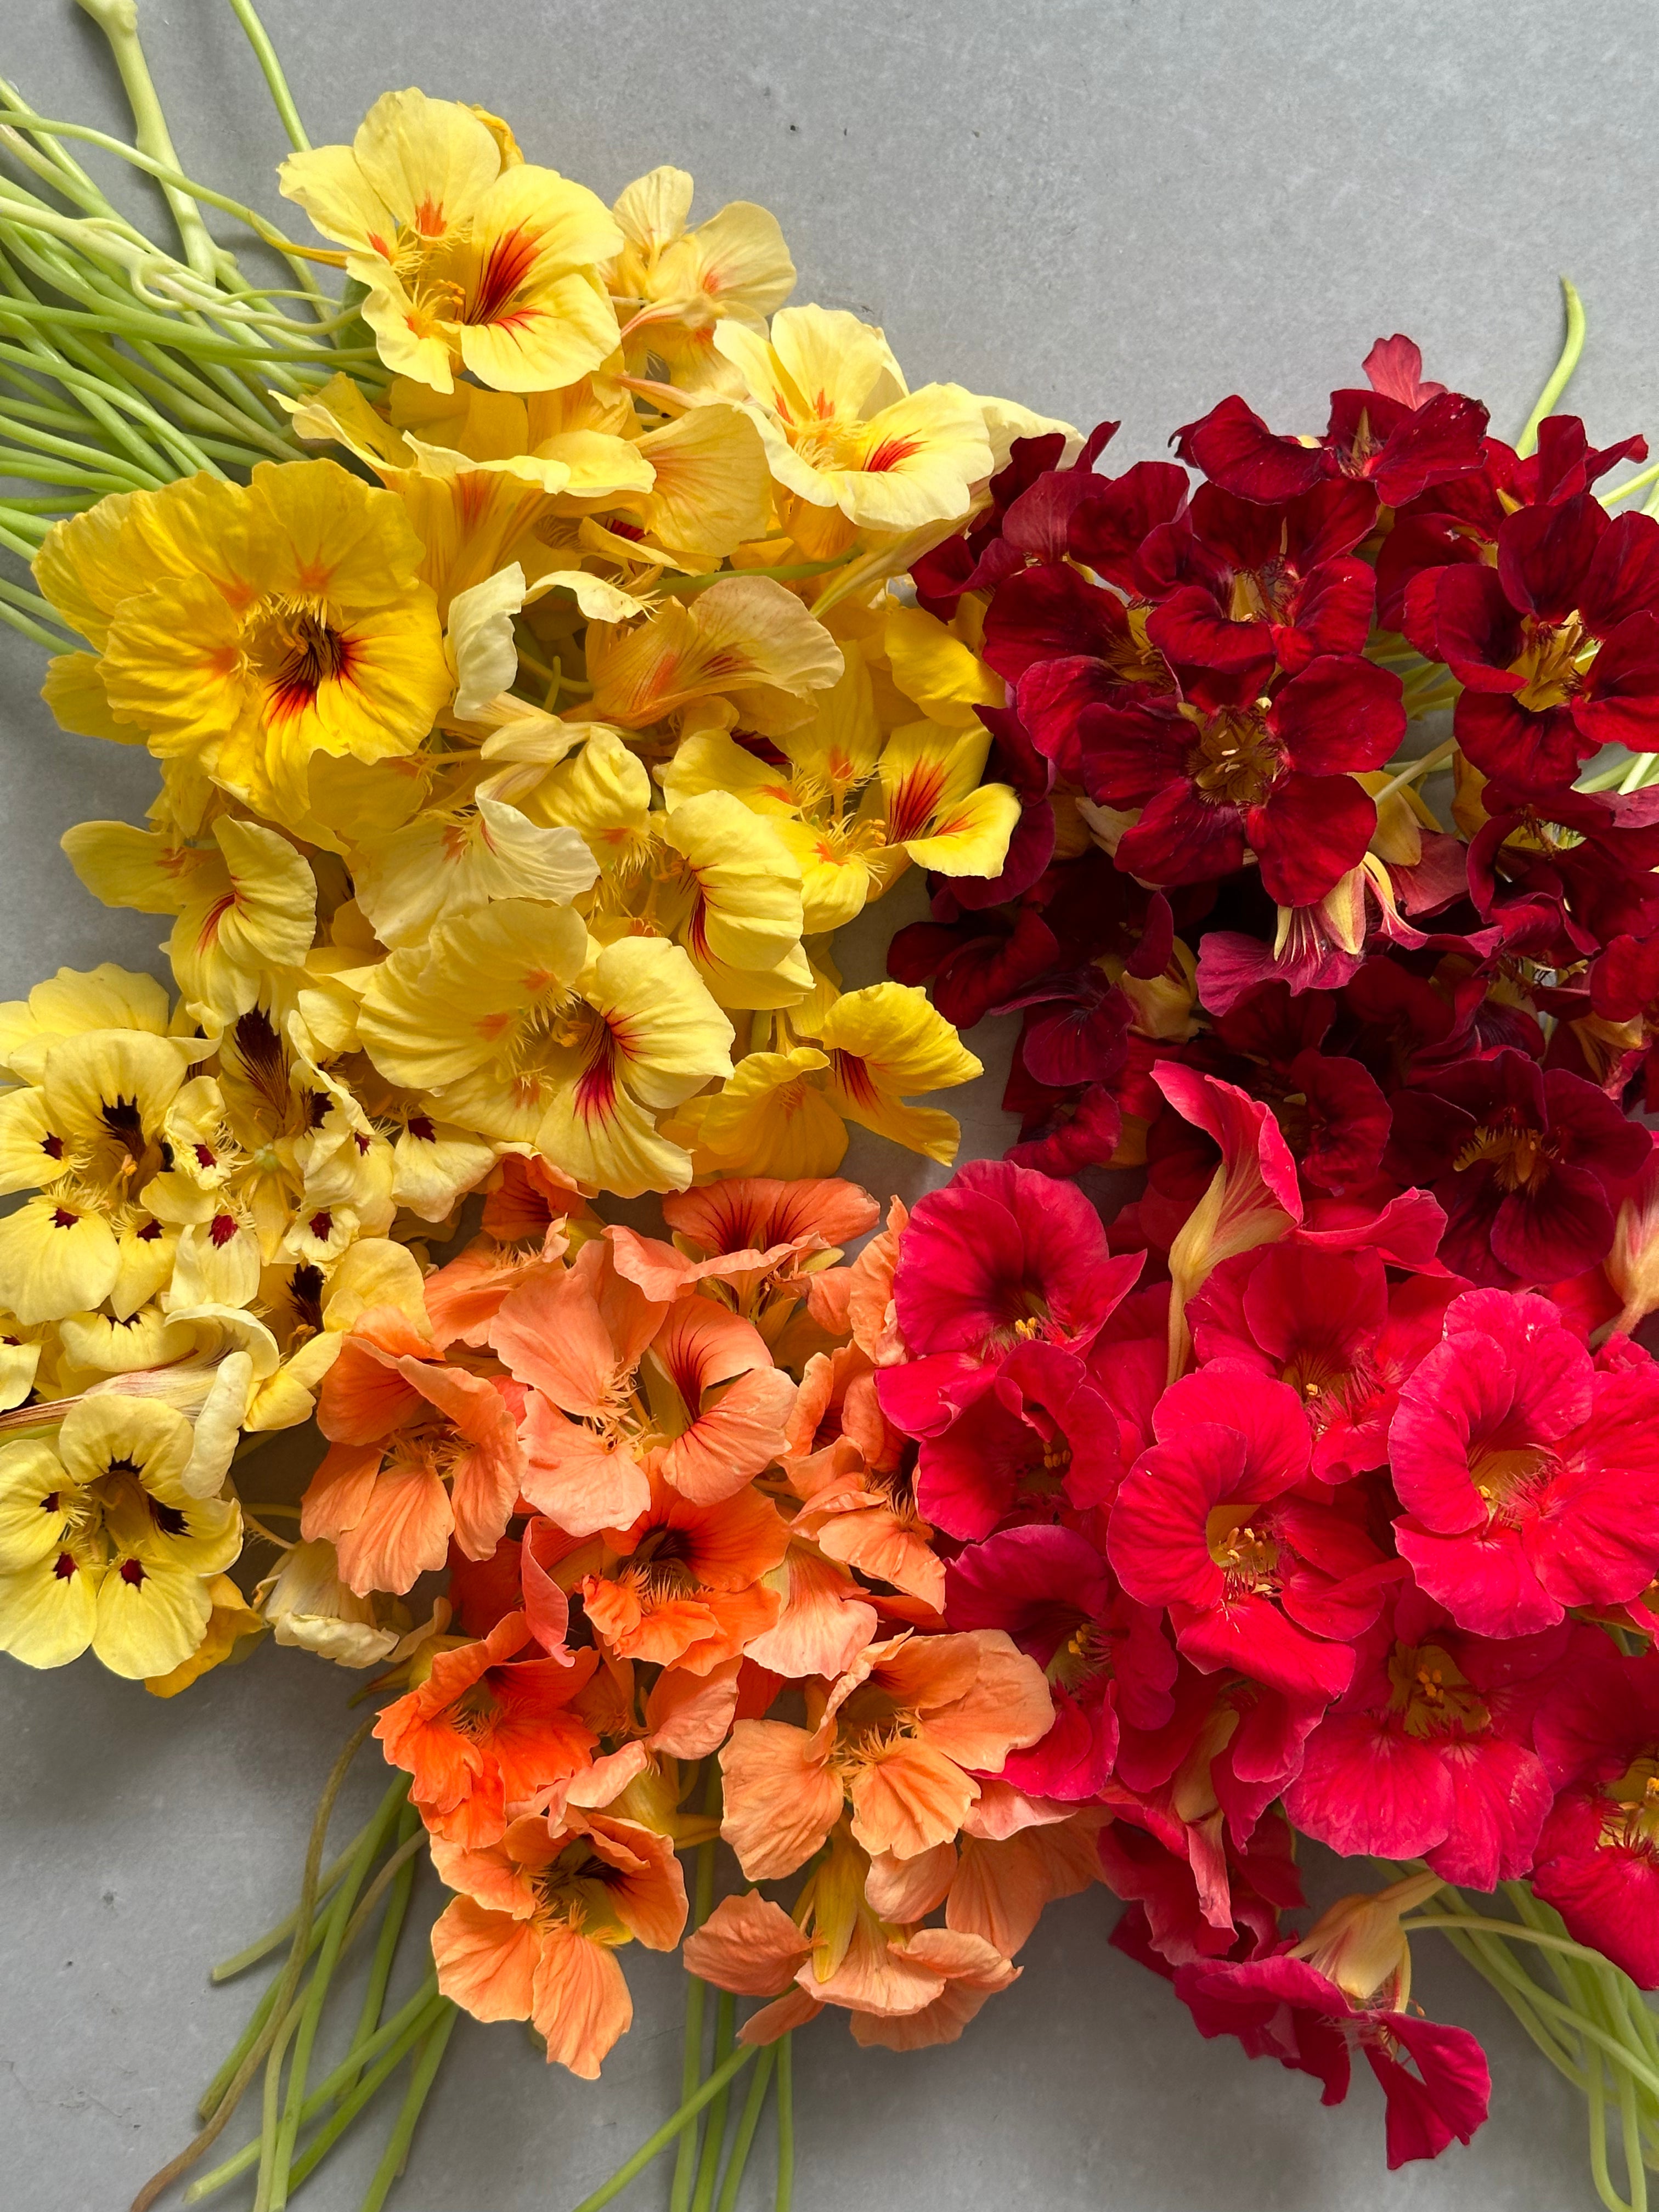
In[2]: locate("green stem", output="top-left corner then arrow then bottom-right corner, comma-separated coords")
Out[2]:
285,1995 -> 449,2196
74,0 -> 229,284
355,2004 -> 459,2212
654,552 -> 856,600
715,2044 -> 776,2212
182,1979 -> 441,2203
673,1766 -> 724,2212
1403,1914 -> 1645,1965
340,1802 -> 424,2090
267,1775 -> 410,2207
1517,276 -> 1586,459
223,0 -> 312,151
0,590 -> 72,648
691,1990 -> 738,2212
565,2042 -> 761,2212
775,2034 -> 794,2212
211,1816 -> 380,1980
128,1714 -> 378,2212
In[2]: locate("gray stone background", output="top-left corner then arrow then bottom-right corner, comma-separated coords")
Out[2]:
2,1 -> 1655,2204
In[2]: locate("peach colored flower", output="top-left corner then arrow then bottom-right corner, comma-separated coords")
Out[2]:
304,1309 -> 526,1595
430,1808 -> 686,2078
718,1628 -> 1052,1877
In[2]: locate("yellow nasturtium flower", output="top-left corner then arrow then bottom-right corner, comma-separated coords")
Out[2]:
0,1398 -> 241,1679
609,165 -> 795,392
279,89 -> 624,394
713,306 -> 995,553
357,900 -> 733,1197
670,980 -> 981,1179
585,574 -> 844,737
35,462 -> 452,826
60,815 -> 318,1029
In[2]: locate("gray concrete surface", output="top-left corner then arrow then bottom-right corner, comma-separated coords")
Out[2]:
2,1 -> 1653,2204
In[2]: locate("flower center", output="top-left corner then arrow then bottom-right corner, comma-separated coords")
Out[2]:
1185,704 -> 1280,808
1388,1640 -> 1489,1739
1604,1758 -> 1659,1850
1510,613 -> 1594,713
1452,1107 -> 1556,1194
1205,1504 -> 1280,1592
245,595 -> 356,723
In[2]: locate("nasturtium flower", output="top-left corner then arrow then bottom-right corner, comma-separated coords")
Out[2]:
61,815 -> 318,1027
585,574 -> 844,736
0,1397 -> 240,1678
36,462 -> 452,825
279,89 -> 624,394
0,1015 -> 201,1326
714,306 -> 995,552
608,165 -> 795,391
358,901 -> 733,1194
429,1806 -> 686,2078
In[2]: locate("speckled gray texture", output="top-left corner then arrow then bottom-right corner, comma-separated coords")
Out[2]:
2,3 -> 1655,2204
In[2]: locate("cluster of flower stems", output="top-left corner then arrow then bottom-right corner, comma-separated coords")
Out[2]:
129,1706 -> 1659,2212
133,1723 -> 797,2212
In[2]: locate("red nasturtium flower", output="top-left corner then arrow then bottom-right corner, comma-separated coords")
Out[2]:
1076,653 -> 1404,907
1387,1289 -> 1659,1638
1533,1641 -> 1659,1989
1171,1874 -> 1492,2171
1410,494 -> 1659,794
1282,1585 -> 1563,1889
1385,1049 -> 1649,1289
1107,1363 -> 1389,1705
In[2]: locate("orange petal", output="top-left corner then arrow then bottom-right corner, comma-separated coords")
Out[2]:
864,1841 -> 956,1925
920,1630 -> 1054,1770
744,1542 -> 876,1680
299,1440 -> 383,1545
645,1655 -> 741,1758
719,1718 -> 842,1880
520,1396 -> 651,1536
316,1330 -> 422,1443
529,1925 -> 632,2078
683,1890 -> 811,1996
333,1455 -> 452,1596
584,1814 -> 687,1949
661,1366 -> 796,1505
848,1740 -> 976,1861
431,1894 -> 538,2022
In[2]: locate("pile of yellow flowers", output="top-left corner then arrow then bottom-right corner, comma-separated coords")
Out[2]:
0,77 -> 1061,1697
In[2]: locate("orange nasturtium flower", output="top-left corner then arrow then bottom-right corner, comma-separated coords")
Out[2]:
428,1807 -> 687,2076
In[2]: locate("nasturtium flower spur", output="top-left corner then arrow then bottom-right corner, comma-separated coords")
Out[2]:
0,1397 -> 240,1678
35,462 -> 452,826
279,89 -> 624,394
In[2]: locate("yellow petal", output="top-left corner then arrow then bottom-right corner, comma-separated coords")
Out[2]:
884,602 -> 1004,727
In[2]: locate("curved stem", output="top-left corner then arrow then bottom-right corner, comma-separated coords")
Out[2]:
223,0 -> 312,151
75,0 -> 228,284
1517,276 -> 1586,459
